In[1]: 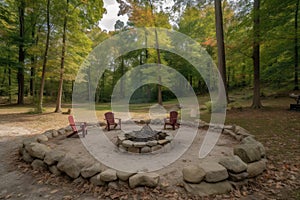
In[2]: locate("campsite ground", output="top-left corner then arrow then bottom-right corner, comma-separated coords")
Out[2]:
0,94 -> 299,199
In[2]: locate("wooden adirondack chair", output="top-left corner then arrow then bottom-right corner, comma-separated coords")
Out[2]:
104,112 -> 121,131
164,111 -> 180,130
67,115 -> 87,138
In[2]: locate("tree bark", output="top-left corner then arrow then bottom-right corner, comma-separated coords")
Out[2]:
251,0 -> 262,108
55,0 -> 69,113
294,0 -> 299,91
37,0 -> 50,113
214,0 -> 228,103
17,0 -> 25,105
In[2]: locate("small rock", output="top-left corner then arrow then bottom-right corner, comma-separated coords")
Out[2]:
200,162 -> 228,183
228,172 -> 248,182
129,173 -> 160,188
23,138 -> 37,147
100,169 -> 117,182
49,165 -> 61,176
31,159 -> 47,170
90,174 -> 105,186
44,150 -> 65,165
57,128 -> 65,135
182,165 -> 205,183
247,159 -> 267,178
118,145 -> 127,153
21,149 -> 33,163
141,146 -> 151,153
229,180 -> 248,189
183,181 -> 232,196
51,130 -> 59,137
73,177 -> 85,184
133,142 -> 147,148
122,140 -> 133,148
117,171 -> 136,181
165,136 -> 173,141
108,181 -> 119,189
146,140 -> 157,147
36,135 -> 49,143
235,126 -> 252,137
151,145 -> 163,152
233,143 -> 261,163
128,147 -> 140,153
81,163 -> 103,178
43,131 -> 53,139
158,140 -> 169,145
219,155 -> 247,173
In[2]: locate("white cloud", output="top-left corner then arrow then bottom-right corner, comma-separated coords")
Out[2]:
99,0 -> 128,31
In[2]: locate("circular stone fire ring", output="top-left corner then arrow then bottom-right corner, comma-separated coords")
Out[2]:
117,125 -> 173,153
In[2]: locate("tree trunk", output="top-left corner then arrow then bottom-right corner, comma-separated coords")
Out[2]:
17,0 -> 25,105
8,67 -> 12,104
251,0 -> 262,108
214,0 -> 228,103
37,0 -> 50,113
120,56 -> 125,98
294,0 -> 299,91
30,19 -> 36,98
155,28 -> 162,105
55,0 -> 69,113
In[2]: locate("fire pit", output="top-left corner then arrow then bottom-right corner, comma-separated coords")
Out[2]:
117,125 -> 173,153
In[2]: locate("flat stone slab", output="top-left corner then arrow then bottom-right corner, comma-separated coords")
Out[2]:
200,162 -> 228,183
183,181 -> 232,196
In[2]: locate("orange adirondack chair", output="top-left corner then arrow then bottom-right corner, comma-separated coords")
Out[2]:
67,115 -> 87,138
104,112 -> 121,131
164,111 -> 180,130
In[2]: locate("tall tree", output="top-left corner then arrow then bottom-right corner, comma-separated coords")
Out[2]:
55,0 -> 69,113
294,0 -> 299,90
251,0 -> 262,108
214,0 -> 228,102
17,0 -> 25,105
37,0 -> 50,113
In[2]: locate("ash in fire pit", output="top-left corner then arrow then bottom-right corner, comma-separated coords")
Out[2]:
117,125 -> 173,154
125,125 -> 167,142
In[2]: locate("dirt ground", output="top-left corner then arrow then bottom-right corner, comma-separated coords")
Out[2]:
0,98 -> 299,199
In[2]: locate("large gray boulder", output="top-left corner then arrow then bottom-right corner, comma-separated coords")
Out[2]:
242,136 -> 266,157
129,173 -> 160,188
100,169 -> 117,182
25,142 -> 51,159
183,181 -> 232,196
247,159 -> 267,178
44,150 -> 65,165
233,143 -> 261,163
57,155 -> 85,179
81,163 -> 103,178
219,155 -> 248,173
182,165 -> 206,183
200,162 -> 228,183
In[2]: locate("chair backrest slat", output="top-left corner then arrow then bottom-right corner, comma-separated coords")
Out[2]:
105,112 -> 115,124
169,111 -> 178,124
68,115 -> 78,132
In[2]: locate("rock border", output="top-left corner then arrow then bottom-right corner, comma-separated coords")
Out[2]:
19,122 -> 267,197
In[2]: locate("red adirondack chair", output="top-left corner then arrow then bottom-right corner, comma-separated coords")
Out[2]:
104,112 -> 121,131
164,111 -> 180,130
67,115 -> 87,138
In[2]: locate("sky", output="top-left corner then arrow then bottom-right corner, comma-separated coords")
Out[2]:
98,0 -> 128,31
98,0 -> 175,32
